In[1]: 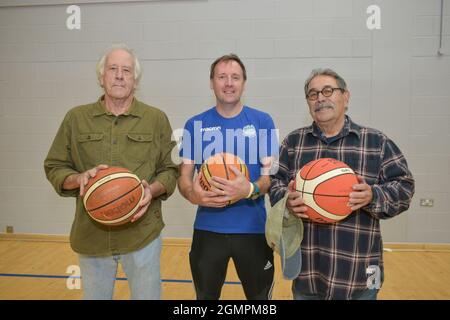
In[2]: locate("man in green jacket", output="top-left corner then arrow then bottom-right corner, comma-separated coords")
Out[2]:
44,44 -> 179,300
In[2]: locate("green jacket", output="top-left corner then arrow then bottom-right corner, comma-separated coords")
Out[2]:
44,97 -> 180,256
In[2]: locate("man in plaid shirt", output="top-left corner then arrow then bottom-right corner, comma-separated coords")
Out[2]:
269,68 -> 415,300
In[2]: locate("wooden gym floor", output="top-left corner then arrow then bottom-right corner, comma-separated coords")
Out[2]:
0,234 -> 449,300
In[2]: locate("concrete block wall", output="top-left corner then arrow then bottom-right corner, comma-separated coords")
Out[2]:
0,0 -> 449,242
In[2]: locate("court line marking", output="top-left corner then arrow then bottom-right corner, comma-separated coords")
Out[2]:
0,273 -> 241,285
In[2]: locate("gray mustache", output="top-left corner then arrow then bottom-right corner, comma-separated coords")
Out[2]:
314,104 -> 334,112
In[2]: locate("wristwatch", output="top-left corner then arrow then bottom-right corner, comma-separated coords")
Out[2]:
249,182 -> 260,200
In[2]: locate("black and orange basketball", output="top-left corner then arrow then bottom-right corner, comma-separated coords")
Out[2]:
295,158 -> 358,223
83,167 -> 144,226
199,153 -> 249,205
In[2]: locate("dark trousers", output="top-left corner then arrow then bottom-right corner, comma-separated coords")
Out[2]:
189,229 -> 274,300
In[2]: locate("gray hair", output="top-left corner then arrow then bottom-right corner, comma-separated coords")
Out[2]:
304,68 -> 347,95
96,43 -> 142,86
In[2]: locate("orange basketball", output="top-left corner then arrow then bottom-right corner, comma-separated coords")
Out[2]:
199,153 -> 249,205
295,158 -> 358,223
83,167 -> 144,226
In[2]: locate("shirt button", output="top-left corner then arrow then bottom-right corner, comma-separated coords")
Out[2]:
112,139 -> 117,145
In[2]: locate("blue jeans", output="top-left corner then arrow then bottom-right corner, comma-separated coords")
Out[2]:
78,235 -> 162,300
293,283 -> 378,300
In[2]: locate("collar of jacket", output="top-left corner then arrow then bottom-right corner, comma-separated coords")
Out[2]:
92,95 -> 144,118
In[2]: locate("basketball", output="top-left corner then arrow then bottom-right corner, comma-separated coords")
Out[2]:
199,152 -> 249,205
83,167 -> 144,226
295,158 -> 358,223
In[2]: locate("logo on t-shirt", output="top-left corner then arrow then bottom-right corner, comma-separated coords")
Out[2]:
200,126 -> 221,133
242,125 -> 257,138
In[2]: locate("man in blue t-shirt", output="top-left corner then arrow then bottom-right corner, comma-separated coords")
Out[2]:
178,54 -> 278,300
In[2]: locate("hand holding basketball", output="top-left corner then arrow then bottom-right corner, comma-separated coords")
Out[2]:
191,172 -> 228,208
286,180 -> 308,219
83,167 -> 144,226
198,153 -> 250,205
78,164 -> 109,196
131,179 -> 153,223
348,175 -> 373,211
295,158 -> 359,223
210,166 -> 251,203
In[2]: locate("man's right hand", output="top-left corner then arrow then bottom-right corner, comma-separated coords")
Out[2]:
74,164 -> 109,196
189,172 -> 229,208
286,180 -> 309,219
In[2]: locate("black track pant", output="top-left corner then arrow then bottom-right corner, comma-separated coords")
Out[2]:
189,229 -> 274,300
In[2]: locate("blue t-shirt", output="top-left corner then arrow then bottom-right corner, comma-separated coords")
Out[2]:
180,106 -> 278,234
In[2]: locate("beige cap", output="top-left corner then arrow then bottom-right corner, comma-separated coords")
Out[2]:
265,193 -> 303,280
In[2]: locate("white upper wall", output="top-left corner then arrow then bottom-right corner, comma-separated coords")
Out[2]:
0,0 -> 449,242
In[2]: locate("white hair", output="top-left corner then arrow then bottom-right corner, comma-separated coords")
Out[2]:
96,43 -> 142,87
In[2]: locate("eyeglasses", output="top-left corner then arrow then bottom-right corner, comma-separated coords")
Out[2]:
306,87 -> 344,101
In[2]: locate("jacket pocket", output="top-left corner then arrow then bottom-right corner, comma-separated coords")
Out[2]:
76,133 -> 104,167
125,133 -> 155,164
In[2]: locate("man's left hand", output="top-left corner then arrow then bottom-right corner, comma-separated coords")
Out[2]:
210,166 -> 251,203
131,179 -> 153,222
348,175 -> 373,211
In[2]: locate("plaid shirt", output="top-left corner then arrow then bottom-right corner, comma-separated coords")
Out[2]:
269,116 -> 415,299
